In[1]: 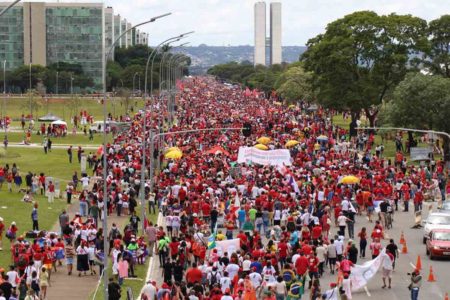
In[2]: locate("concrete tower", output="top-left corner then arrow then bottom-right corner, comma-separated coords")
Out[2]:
270,2 -> 282,65
254,2 -> 266,66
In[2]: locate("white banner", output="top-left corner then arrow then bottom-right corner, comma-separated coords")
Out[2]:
237,147 -> 291,166
350,248 -> 389,291
214,238 -> 240,257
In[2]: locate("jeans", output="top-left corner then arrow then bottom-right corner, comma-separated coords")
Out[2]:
79,201 -> 88,216
411,288 -> 419,300
347,222 -> 355,238
360,239 -> 367,257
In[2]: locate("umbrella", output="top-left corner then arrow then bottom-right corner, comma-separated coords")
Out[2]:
257,137 -> 271,145
205,146 -> 230,156
274,102 -> 282,106
254,144 -> 269,150
164,150 -> 183,159
288,104 -> 296,109
165,147 -> 181,153
317,135 -> 329,142
285,140 -> 299,148
340,175 -> 360,185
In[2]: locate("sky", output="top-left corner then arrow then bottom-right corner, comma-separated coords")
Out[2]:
24,0 -> 447,46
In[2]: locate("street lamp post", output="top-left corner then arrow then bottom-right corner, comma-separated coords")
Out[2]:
101,13 -> 171,300
29,63 -> 32,120
2,60 -> 6,136
132,72 -> 139,98
56,71 -> 58,96
139,32 -> 193,233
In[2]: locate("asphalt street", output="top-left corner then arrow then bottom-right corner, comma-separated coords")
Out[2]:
147,201 -> 450,299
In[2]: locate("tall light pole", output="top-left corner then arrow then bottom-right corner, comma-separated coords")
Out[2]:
101,13 -> 171,300
0,0 -> 21,17
139,32 -> 192,233
159,42 -> 189,92
55,71 -> 58,96
132,72 -> 139,97
2,60 -> 6,136
70,74 -> 74,99
148,31 -> 193,97
29,63 -> 32,120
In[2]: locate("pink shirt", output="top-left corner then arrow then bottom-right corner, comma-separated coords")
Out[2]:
118,260 -> 129,278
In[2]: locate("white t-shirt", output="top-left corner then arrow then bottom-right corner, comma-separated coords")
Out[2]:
242,259 -> 251,271
249,272 -> 262,288
225,263 -> 239,279
220,296 -> 233,300
219,277 -> 232,293
338,215 -> 347,226
142,283 -> 156,300
6,270 -> 18,287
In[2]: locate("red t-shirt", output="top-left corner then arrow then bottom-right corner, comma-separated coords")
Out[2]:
186,267 -> 203,284
295,256 -> 309,275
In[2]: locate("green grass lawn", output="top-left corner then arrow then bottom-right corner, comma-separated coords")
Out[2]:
4,131 -> 110,146
1,147 -> 87,182
0,191 -> 67,268
331,114 -> 441,161
5,97 -> 144,127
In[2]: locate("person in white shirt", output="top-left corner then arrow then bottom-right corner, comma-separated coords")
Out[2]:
225,262 -> 239,280
262,261 -> 276,283
334,237 -> 344,261
242,256 -> 251,273
141,281 -> 157,300
6,266 -> 18,288
219,272 -> 232,294
249,269 -> 262,289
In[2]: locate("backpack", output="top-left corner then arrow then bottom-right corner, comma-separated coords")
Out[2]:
210,271 -> 219,286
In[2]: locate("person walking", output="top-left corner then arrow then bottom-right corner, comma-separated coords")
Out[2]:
67,146 -> 73,163
43,137 -> 48,154
358,227 -> 368,258
409,269 -> 422,300
47,181 -> 55,203
31,203 -> 39,231
382,249 -> 394,289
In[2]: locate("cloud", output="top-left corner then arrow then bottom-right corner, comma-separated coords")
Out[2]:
23,0 -> 445,46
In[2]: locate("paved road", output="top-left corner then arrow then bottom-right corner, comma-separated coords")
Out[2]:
146,202 -> 450,299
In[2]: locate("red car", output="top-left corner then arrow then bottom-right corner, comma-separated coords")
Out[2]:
426,229 -> 450,259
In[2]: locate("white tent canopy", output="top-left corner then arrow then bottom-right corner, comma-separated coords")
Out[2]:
51,120 -> 67,126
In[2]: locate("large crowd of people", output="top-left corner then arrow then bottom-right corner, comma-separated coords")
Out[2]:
0,76 -> 448,300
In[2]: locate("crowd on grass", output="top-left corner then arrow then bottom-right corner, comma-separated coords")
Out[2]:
0,77 -> 448,300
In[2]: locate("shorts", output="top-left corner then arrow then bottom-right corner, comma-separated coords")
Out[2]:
89,260 -> 95,266
382,268 -> 392,278
328,257 -> 336,265
66,257 -> 74,265
166,226 -> 172,232
367,206 -> 374,213
44,263 -> 52,270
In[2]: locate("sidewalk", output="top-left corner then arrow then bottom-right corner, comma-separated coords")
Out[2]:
45,201 -> 128,300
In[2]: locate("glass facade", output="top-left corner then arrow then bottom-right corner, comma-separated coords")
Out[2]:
114,15 -> 121,47
121,20 -> 127,47
105,8 -> 114,53
0,6 -> 24,70
45,6 -> 103,86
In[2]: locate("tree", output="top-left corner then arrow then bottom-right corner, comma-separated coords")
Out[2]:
423,15 -> 450,78
302,11 -> 428,125
274,63 -> 313,103
382,73 -> 450,161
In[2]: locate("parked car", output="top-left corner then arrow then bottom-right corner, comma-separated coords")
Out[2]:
426,229 -> 450,259
439,201 -> 450,213
423,212 -> 450,243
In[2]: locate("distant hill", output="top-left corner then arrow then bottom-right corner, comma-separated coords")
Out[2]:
172,45 -> 307,74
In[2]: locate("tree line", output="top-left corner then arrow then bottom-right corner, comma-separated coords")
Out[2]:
0,45 -> 191,94
209,12 -> 450,161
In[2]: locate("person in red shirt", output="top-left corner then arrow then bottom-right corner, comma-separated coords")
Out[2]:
202,201 -> 211,221
312,224 -> 322,241
308,253 -> 319,288
414,189 -> 424,212
294,253 -> 309,276
185,262 -> 203,286
277,239 -> 288,268
169,237 -> 180,260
